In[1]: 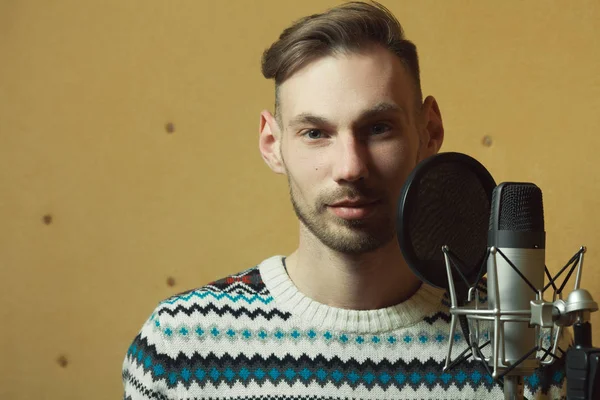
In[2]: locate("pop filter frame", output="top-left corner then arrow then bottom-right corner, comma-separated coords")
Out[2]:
397,152 -> 497,290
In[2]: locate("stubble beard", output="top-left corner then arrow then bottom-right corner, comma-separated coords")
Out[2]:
288,178 -> 396,255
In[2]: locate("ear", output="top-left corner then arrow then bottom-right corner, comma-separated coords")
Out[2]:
418,96 -> 444,160
259,110 -> 286,175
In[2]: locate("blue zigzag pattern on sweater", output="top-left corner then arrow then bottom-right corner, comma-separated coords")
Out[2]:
159,267 -> 270,307
160,290 -> 273,306
126,336 -> 564,394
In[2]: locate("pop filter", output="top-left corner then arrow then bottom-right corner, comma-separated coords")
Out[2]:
397,152 -> 496,291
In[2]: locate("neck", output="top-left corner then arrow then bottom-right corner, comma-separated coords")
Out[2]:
285,227 -> 421,310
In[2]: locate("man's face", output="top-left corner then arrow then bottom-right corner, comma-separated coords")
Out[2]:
277,46 -> 427,254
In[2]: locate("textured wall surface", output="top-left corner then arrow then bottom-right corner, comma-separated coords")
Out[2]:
1,1 -> 599,399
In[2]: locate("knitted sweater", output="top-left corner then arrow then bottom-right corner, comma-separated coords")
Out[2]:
122,256 -> 567,399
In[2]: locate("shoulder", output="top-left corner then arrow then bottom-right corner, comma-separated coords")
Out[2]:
164,264 -> 266,303
122,263 -> 276,398
162,255 -> 285,304
148,256 -> 288,328
124,257 -> 284,356
153,263 -> 274,320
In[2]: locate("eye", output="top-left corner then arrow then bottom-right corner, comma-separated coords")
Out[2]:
303,129 -> 324,139
370,123 -> 392,135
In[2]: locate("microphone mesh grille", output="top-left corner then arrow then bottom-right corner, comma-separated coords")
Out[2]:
497,184 -> 544,231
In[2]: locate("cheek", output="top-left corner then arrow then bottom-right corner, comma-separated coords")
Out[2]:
372,141 -> 417,178
284,148 -> 329,195
370,141 -> 420,203
284,139 -> 329,176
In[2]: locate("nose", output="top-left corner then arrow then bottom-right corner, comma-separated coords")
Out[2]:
331,134 -> 369,183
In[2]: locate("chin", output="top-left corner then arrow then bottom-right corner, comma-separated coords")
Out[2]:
319,227 -> 393,254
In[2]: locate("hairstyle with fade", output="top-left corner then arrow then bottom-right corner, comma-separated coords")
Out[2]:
261,1 -> 422,126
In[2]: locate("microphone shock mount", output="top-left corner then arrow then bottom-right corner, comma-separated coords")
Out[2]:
442,245 -> 599,400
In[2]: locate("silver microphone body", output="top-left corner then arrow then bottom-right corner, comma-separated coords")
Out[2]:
487,247 -> 544,373
486,183 -> 546,399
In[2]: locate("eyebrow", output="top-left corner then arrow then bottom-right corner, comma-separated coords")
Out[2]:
287,102 -> 404,129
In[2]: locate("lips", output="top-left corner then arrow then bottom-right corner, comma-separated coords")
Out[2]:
327,198 -> 380,220
329,198 -> 378,207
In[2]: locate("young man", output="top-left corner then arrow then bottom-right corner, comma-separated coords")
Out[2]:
123,2 -> 566,399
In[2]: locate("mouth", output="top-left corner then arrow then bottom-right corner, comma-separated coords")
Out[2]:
329,197 -> 379,207
327,198 -> 380,220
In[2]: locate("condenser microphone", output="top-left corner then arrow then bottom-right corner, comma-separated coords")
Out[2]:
486,183 -> 546,398
397,153 -> 598,398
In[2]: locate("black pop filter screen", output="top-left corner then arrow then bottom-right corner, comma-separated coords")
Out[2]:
397,153 -> 496,289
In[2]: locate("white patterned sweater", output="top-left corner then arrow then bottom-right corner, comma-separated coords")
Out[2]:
123,256 -> 568,399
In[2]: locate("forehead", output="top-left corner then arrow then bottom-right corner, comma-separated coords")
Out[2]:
278,47 -> 417,126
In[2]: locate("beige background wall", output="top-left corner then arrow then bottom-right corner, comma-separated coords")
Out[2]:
1,1 -> 599,399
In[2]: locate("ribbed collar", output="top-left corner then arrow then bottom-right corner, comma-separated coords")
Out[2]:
259,255 -> 445,334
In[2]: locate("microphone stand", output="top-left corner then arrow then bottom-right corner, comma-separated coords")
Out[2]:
442,245 -> 599,400
566,308 -> 600,398
503,376 -> 525,400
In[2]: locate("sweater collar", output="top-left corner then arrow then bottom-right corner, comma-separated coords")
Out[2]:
259,255 -> 445,333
